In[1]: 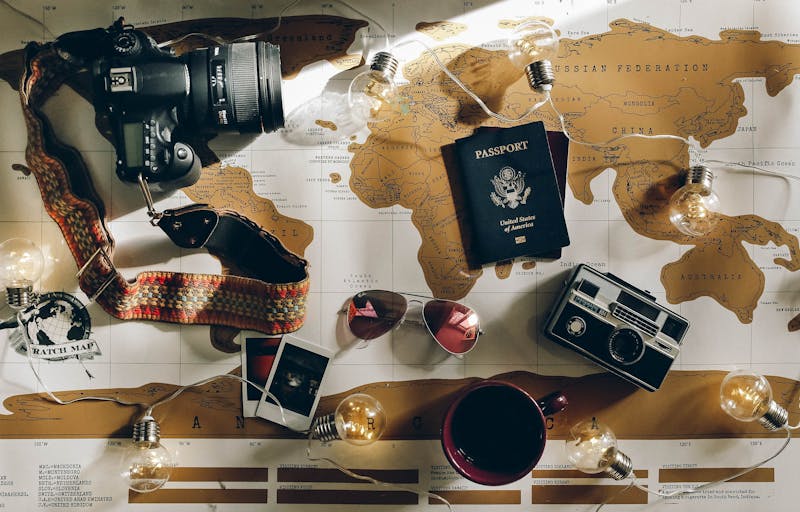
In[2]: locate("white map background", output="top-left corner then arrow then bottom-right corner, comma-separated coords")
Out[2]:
0,0 -> 800,510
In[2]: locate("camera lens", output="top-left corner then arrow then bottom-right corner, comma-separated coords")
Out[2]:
184,41 -> 284,134
608,328 -> 644,365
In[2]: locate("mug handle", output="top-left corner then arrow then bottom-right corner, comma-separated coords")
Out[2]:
538,391 -> 568,416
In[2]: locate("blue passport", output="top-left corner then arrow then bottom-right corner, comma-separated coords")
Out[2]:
450,121 -> 570,266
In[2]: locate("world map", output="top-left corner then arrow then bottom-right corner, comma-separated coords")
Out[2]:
347,18 -> 800,323
2,15 -> 797,326
2,6 -> 800,509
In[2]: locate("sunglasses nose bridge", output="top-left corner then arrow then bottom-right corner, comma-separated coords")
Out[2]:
400,315 -> 426,328
394,312 -> 410,330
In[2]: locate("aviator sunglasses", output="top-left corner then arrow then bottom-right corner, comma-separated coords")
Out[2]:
346,290 -> 482,356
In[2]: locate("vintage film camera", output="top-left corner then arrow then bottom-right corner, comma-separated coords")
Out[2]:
56,18 -> 284,191
543,264 -> 690,392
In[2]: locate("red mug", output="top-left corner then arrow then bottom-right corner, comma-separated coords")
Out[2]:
441,380 -> 568,486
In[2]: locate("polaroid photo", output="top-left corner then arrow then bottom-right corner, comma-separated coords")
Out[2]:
257,334 -> 334,431
239,333 -> 282,417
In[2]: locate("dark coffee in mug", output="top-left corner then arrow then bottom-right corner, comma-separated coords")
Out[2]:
442,380 -> 567,485
451,385 -> 544,474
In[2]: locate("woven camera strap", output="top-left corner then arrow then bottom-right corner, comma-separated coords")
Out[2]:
18,43 -> 309,348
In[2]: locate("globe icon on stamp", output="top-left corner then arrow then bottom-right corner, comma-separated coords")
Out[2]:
10,292 -> 99,362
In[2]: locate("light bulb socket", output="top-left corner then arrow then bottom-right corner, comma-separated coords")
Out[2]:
132,417 -> 161,444
311,413 -> 341,442
6,285 -> 34,310
525,60 -> 555,91
369,51 -> 399,82
759,400 -> 789,431
684,165 -> 715,192
604,450 -> 633,481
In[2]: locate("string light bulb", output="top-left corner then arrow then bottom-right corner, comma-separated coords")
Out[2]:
720,370 -> 788,430
348,52 -> 400,124
0,238 -> 44,309
120,416 -> 174,493
668,165 -> 721,237
506,19 -> 559,91
564,418 -> 633,480
311,393 -> 387,446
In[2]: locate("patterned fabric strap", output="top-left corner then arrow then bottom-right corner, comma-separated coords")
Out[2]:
19,43 -> 309,336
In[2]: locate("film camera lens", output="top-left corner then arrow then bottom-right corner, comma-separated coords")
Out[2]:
607,328 -> 644,365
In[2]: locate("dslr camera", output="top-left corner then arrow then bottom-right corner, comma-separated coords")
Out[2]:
543,264 -> 690,392
57,18 -> 284,191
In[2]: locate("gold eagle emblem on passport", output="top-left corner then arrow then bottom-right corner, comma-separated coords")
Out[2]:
490,166 -> 531,209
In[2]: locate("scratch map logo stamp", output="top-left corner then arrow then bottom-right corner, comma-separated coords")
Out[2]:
490,166 -> 531,209
10,292 -> 100,362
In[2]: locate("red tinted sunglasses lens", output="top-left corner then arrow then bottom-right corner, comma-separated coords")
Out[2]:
423,300 -> 480,354
347,290 -> 407,340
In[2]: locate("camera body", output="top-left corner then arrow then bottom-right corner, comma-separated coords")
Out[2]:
543,264 -> 689,392
77,19 -> 284,191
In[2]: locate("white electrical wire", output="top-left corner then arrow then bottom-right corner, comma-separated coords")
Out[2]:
329,0 -> 391,51
703,159 -> 800,182
20,314 -> 149,409
17,306 -> 800,512
389,34 -> 800,184
594,428 -> 793,511
19,326 -> 291,428
546,95 -> 693,150
391,38 -> 551,123
543,95 -> 800,182
231,0 -> 302,43
155,0 -> 301,47
593,478 -> 637,512
383,20 -> 800,186
306,432 -> 455,511
17,0 -> 798,186
142,373 -> 291,427
11,3 -> 800,507
783,417 -> 800,431
20,320 -> 453,508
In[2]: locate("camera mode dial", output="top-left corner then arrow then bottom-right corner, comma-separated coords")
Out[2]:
113,32 -> 141,56
608,327 -> 644,365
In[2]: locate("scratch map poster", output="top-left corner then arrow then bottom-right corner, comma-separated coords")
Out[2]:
1,0 -> 800,510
